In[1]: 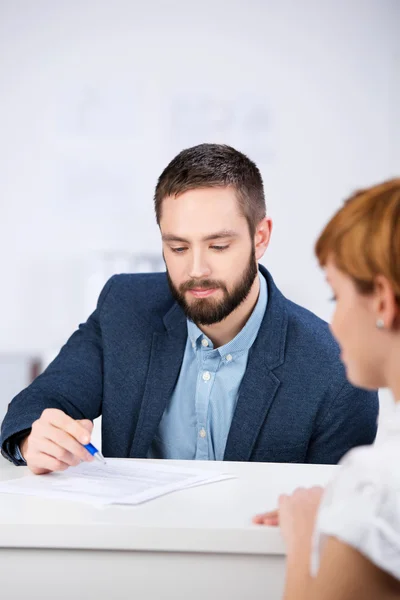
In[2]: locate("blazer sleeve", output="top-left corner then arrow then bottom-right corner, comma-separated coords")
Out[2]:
0,276 -> 115,463
306,382 -> 379,464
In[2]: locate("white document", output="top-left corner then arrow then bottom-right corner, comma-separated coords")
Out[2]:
0,459 -> 234,506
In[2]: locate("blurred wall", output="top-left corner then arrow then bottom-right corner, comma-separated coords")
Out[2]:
0,0 -> 399,357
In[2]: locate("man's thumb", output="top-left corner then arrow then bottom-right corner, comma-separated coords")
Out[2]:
78,419 -> 94,433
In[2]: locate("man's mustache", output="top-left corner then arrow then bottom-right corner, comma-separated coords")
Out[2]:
179,280 -> 226,292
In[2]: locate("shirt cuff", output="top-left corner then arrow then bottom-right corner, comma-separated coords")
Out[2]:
1,430 -> 30,466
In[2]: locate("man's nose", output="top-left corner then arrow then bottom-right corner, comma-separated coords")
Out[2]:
188,251 -> 211,280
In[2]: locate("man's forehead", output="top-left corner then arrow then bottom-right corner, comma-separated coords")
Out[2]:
160,189 -> 249,238
162,186 -> 240,212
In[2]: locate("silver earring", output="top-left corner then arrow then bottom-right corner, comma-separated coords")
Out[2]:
376,318 -> 385,329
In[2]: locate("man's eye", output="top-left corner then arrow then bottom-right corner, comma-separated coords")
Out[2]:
171,247 -> 187,253
211,245 -> 229,252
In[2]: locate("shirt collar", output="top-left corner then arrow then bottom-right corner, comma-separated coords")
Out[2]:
187,270 -> 268,357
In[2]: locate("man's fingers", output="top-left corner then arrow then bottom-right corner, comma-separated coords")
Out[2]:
24,410 -> 96,475
42,426 -> 94,462
41,409 -> 91,445
29,452 -> 70,474
35,439 -> 82,467
30,466 -> 52,475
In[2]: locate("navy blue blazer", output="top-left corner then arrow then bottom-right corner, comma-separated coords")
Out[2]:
1,266 -> 378,464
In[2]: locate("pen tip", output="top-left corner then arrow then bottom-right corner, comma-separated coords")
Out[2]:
94,451 -> 107,465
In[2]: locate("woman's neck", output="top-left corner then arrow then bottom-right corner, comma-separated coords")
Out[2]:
386,344 -> 400,402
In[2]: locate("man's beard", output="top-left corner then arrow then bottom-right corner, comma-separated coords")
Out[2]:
166,250 -> 258,326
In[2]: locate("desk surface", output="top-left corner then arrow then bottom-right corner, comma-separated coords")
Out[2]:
0,458 -> 337,555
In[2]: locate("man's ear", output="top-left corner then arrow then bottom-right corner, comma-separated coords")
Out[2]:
254,217 -> 273,261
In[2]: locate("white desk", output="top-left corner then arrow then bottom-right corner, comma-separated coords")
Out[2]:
0,458 -> 337,600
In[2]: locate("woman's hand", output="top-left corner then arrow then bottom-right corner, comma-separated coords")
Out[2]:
253,486 -> 324,553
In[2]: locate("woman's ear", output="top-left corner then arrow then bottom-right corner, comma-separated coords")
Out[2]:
373,275 -> 400,331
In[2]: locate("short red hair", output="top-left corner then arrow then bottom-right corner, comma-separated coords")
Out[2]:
315,179 -> 400,301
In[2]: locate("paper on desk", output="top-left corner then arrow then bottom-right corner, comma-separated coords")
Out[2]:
0,459 -> 235,506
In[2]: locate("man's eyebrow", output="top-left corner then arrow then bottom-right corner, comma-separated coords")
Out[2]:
202,230 -> 239,241
162,234 -> 190,243
162,230 -> 239,243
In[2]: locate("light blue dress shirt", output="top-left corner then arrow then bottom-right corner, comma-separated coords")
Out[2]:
148,272 -> 268,460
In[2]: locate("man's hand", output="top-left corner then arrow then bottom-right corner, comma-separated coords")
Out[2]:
20,408 -> 95,475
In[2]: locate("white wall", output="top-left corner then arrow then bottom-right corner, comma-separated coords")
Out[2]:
0,0 -> 399,356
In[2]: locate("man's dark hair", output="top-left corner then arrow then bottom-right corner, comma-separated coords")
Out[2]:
154,144 -> 266,236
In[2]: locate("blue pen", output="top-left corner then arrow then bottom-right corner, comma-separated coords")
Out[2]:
84,443 -> 107,465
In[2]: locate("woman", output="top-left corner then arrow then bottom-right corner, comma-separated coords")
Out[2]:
254,179 -> 400,599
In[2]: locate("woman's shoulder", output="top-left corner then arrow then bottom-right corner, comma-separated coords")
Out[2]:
335,400 -> 400,486
339,437 -> 400,479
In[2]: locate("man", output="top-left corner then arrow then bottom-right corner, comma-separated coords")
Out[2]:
1,144 -> 378,474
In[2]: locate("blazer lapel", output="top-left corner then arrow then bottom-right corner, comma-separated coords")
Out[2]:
224,266 -> 288,461
224,356 -> 281,461
129,304 -> 187,457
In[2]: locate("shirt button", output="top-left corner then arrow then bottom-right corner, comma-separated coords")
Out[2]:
226,354 -> 233,362
199,428 -> 207,438
201,338 -> 209,347
202,371 -> 211,382
192,342 -> 196,349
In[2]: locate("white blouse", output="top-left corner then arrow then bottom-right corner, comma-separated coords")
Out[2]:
311,401 -> 400,581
